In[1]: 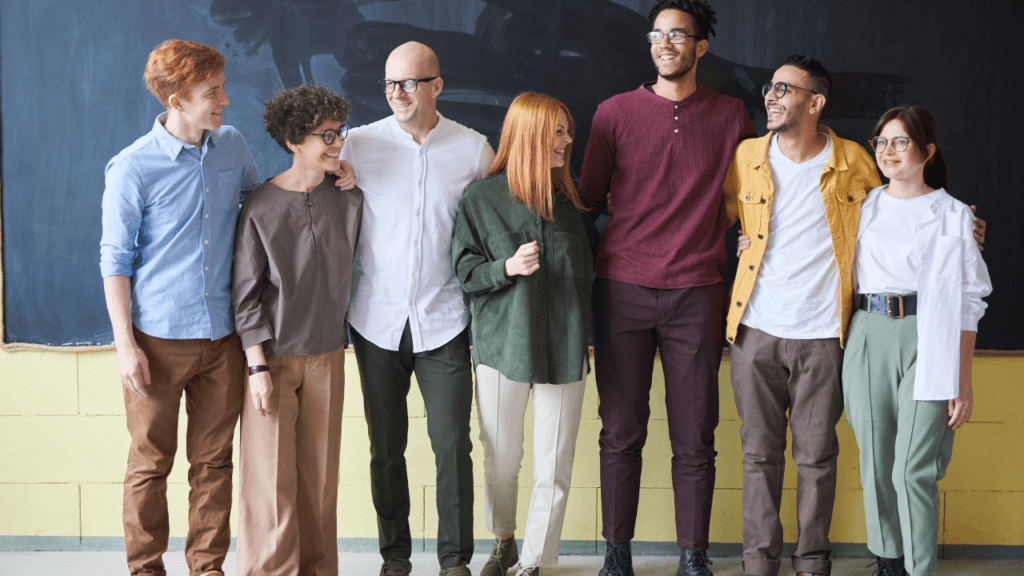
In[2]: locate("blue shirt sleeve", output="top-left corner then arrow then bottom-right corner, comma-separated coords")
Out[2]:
99,154 -> 144,278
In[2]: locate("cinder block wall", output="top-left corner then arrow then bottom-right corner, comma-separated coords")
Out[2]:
1,350 -> 1021,550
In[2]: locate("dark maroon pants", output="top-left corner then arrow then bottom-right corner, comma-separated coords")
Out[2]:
593,278 -> 725,550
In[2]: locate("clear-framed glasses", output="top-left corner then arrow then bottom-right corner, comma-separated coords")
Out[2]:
761,81 -> 819,99
646,30 -> 698,44
380,77 -> 438,94
870,136 -> 912,152
309,125 -> 349,145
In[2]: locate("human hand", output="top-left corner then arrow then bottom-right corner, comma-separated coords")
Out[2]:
948,386 -> 973,430
737,229 -> 751,257
249,371 -> 273,417
333,160 -> 356,191
504,241 -> 540,277
969,205 -> 985,250
117,341 -> 151,399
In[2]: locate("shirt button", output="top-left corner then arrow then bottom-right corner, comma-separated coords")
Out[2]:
204,239 -> 209,244
736,301 -> 742,307
416,210 -> 421,216
848,195 -> 854,201
674,116 -> 678,120
760,198 -> 766,204
674,105 -> 678,109
205,187 -> 209,192
758,234 -> 764,239
408,301 -> 413,306
204,292 -> 209,297
205,266 -> 209,271
204,213 -> 209,218
413,241 -> 418,246
674,129 -> 679,133
744,195 -> 750,201
749,265 -> 754,270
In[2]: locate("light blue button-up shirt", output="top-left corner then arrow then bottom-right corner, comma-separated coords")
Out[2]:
100,113 -> 259,340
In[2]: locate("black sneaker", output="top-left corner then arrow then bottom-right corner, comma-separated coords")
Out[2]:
481,537 -> 519,576
598,541 -> 634,576
676,549 -> 714,576
868,556 -> 907,576
381,559 -> 412,576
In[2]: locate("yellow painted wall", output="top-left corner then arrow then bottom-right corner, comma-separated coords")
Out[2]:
1,350 -> 1021,546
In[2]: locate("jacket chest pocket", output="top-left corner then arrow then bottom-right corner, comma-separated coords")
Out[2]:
215,168 -> 242,210
740,190 -> 767,233
551,231 -> 586,279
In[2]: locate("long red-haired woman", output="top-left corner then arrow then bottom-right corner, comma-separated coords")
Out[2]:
453,92 -> 592,576
842,105 -> 991,576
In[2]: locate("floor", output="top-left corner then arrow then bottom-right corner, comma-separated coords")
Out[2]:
1,551 -> 1021,576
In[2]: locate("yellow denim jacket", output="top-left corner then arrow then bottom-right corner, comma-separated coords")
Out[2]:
723,126 -> 881,347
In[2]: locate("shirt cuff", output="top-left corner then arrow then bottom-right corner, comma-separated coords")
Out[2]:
490,259 -> 515,289
99,260 -> 134,278
238,322 -> 274,351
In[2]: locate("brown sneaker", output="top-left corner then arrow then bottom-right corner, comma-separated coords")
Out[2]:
481,537 -> 519,576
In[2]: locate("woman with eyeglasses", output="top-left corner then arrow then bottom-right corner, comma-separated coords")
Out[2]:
841,106 -> 991,576
452,92 -> 592,576
232,84 -> 362,576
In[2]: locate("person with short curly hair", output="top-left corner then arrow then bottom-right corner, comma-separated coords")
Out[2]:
101,39 -> 259,576
232,83 -> 363,576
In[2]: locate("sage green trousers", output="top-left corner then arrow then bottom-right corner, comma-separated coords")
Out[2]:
842,309 -> 955,576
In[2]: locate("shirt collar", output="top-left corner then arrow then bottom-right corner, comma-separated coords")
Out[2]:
151,112 -> 215,160
387,111 -> 446,144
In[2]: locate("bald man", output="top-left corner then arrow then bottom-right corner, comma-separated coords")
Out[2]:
340,42 -> 495,576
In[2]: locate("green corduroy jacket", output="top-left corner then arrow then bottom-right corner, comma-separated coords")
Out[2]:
452,172 -> 592,384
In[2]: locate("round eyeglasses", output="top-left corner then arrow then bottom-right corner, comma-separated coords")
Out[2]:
309,125 -> 349,145
380,77 -> 438,94
646,30 -> 698,44
870,136 -> 912,153
762,81 -> 819,99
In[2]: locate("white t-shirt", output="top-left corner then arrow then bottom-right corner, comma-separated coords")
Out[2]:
742,134 -> 840,339
855,188 -> 940,295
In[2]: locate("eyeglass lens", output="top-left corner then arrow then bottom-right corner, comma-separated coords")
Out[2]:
317,126 -> 349,145
870,137 -> 910,152
761,82 -> 789,98
380,79 -> 423,94
647,31 -> 688,44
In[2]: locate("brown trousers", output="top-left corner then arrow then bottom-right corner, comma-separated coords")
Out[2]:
729,325 -> 844,576
123,328 -> 244,576
237,347 -> 345,576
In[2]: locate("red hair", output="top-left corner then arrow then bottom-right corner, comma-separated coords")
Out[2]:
144,40 -> 226,107
487,93 -> 586,220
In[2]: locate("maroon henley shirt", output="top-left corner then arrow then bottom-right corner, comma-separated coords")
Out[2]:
579,84 -> 755,289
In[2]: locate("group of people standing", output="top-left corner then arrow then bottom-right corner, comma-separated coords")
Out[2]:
98,2 -> 991,576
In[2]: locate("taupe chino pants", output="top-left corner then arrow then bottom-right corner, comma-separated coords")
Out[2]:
729,325 -> 844,576
237,347 -> 346,576
123,328 -> 244,576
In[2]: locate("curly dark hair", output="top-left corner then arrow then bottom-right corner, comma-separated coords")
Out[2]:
264,84 -> 352,154
647,0 -> 717,40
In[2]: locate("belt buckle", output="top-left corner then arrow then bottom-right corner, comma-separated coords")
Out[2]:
885,295 -> 905,319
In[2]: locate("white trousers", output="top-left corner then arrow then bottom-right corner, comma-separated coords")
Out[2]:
475,363 -> 586,568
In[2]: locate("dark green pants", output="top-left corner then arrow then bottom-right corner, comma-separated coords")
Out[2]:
351,322 -> 475,568
842,310 -> 955,576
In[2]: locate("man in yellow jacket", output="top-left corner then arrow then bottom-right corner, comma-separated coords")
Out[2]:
721,55 -> 878,576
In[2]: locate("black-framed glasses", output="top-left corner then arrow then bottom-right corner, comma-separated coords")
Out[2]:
309,125 -> 349,145
870,136 -> 912,152
646,30 -> 698,44
762,81 -> 819,99
380,77 -> 438,94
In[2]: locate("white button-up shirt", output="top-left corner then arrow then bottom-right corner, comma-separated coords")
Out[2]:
342,113 -> 491,352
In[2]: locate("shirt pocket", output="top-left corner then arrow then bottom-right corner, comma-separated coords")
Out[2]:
215,168 -> 242,210
739,190 -> 765,233
551,231 -> 587,279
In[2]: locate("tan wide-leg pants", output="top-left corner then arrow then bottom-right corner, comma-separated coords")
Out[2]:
237,347 -> 345,576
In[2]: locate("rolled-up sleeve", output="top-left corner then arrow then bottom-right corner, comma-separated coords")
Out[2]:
232,208 -> 274,350
959,208 -> 992,331
99,156 -> 144,278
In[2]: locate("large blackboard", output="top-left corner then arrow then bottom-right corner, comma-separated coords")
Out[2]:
2,0 -> 1021,349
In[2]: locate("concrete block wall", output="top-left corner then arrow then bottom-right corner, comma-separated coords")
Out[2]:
1,350 -> 1021,552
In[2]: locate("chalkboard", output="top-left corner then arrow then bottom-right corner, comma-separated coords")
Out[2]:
2,0 -> 1020,350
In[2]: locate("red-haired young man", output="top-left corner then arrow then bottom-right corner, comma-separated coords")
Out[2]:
100,39 -> 259,576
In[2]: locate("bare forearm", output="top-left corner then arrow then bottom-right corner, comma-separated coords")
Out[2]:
103,276 -> 137,347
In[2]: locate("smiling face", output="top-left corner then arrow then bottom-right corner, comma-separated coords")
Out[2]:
650,9 -> 701,81
551,111 -> 572,169
764,65 -> 816,134
384,46 -> 441,128
175,70 -> 229,133
875,119 -> 932,183
289,119 -> 344,173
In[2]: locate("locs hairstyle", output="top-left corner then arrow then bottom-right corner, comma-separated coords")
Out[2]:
263,84 -> 352,154
871,105 -> 951,193
486,92 -> 586,221
647,0 -> 717,40
780,54 -> 832,101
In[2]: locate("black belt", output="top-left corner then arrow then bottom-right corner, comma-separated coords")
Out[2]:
858,293 -> 917,319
